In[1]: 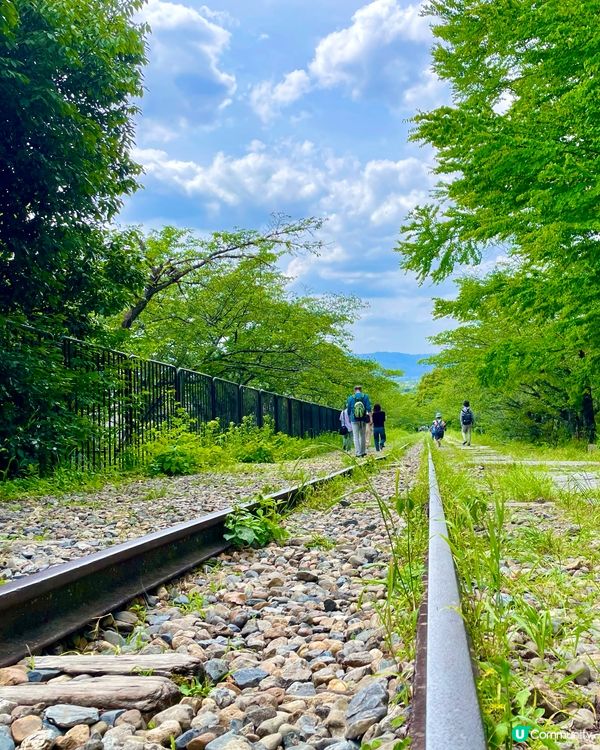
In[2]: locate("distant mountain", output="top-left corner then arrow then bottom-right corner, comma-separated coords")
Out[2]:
357,352 -> 434,380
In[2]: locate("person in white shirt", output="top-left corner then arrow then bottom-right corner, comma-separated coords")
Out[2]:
339,407 -> 354,452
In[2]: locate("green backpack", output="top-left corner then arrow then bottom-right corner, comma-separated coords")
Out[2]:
353,395 -> 366,421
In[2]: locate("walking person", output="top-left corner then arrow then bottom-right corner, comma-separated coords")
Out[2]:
430,412 -> 446,447
365,412 -> 373,452
460,400 -> 474,446
339,406 -> 353,452
371,404 -> 386,451
346,385 -> 371,458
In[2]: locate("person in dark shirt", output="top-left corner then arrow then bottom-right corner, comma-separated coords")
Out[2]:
371,403 -> 386,451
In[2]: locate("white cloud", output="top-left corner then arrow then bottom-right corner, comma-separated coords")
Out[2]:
309,0 -> 430,92
138,0 -> 236,133
134,141 -> 434,225
403,66 -> 449,109
250,70 -> 312,123
249,0 -> 432,120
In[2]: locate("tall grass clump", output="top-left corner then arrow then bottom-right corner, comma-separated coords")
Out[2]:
359,448 -> 428,659
432,448 -> 598,749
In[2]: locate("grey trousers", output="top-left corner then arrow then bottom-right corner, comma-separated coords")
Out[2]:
352,421 -> 366,456
461,425 -> 472,444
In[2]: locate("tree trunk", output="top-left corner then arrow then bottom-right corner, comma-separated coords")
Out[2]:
582,385 -> 596,444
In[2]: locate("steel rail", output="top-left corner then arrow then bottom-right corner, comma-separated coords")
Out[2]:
412,449 -> 486,750
0,460 -> 380,667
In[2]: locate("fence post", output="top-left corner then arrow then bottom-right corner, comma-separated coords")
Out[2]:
210,378 -> 217,420
257,391 -> 264,427
287,398 -> 293,437
237,385 -> 243,425
273,394 -> 279,433
124,357 -> 135,468
174,368 -> 183,407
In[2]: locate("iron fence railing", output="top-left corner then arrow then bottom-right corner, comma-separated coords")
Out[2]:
11,330 -> 339,471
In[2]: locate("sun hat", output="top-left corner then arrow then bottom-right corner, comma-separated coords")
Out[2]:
435,412 -> 442,418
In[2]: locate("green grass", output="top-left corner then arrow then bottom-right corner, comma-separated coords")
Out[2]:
432,445 -> 599,750
0,464 -> 135,502
469,432 -> 600,462
0,418 -> 342,501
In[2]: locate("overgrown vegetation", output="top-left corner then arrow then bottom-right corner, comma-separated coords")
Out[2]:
224,494 -> 290,548
370,458 -> 428,659
395,0 -> 600,445
433,445 -> 599,749
145,414 -> 337,476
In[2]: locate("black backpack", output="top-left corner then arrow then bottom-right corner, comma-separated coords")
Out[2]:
462,408 -> 474,426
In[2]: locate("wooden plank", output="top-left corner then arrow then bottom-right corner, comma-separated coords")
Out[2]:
30,654 -> 204,677
0,675 -> 180,711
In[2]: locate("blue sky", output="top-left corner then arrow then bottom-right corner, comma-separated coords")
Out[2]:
121,0 -> 457,354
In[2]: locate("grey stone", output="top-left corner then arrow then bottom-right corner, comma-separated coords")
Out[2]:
0,726 -> 15,750
102,630 -> 127,647
345,680 -> 388,740
280,662 -> 311,686
205,732 -> 252,750
27,670 -> 61,683
102,724 -> 134,750
231,668 -> 269,689
45,705 -> 100,729
286,682 -> 316,697
572,708 -> 595,730
254,733 -> 282,750
566,659 -> 592,686
40,722 -> 62,739
208,688 -> 237,709
191,712 -> 220,731
152,704 -> 194,730
100,710 -> 126,727
174,728 -> 203,750
204,659 -> 230,684
296,572 -> 318,583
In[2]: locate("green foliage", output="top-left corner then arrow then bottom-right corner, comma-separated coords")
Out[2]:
176,676 -> 212,698
0,1 -> 147,330
224,494 -> 289,548
305,533 -> 336,550
175,591 -> 206,616
433,445 -> 599,749
144,413 -> 337,476
396,0 -> 600,445
116,224 -> 403,409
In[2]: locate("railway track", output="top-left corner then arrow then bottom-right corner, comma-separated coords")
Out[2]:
0,447 -> 489,750
0,462 -> 376,668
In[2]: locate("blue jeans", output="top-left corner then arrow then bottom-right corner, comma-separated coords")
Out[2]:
374,427 -> 386,451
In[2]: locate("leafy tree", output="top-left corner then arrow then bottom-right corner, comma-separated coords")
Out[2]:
396,0 -> 600,441
123,243 -> 400,407
120,217 -> 324,329
0,0 -> 147,333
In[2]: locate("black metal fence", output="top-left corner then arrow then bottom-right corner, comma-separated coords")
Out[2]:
38,334 -> 339,470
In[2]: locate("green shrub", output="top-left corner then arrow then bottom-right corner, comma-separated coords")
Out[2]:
144,413 -> 336,476
224,495 -> 289,547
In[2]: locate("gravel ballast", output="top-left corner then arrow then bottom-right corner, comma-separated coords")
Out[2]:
0,455 -> 348,581
0,446 -> 422,750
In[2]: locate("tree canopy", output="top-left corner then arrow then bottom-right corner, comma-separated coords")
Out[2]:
120,225 -> 401,408
0,0 -> 147,333
396,0 -> 600,442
